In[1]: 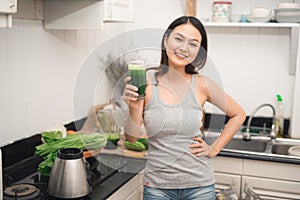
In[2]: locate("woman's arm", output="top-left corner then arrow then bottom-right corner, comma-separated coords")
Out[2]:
209,77 -> 245,151
123,76 -> 154,143
124,99 -> 144,143
190,76 -> 246,157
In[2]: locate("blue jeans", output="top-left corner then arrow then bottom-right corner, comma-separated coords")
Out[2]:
143,184 -> 215,200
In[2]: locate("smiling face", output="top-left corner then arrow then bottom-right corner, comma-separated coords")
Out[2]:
164,23 -> 202,69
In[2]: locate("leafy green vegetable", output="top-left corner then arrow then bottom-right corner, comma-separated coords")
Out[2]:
41,131 -> 63,143
35,132 -> 107,176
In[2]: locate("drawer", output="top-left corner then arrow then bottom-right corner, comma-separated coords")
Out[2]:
243,159 -> 300,182
212,156 -> 243,174
242,175 -> 300,200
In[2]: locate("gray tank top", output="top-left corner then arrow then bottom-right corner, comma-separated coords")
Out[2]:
143,72 -> 215,189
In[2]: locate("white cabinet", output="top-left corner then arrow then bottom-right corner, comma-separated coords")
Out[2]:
108,172 -> 144,200
213,156 -> 243,174
43,0 -> 133,30
212,156 -> 243,197
243,159 -> 300,182
212,156 -> 300,198
215,172 -> 241,196
0,0 -> 17,28
44,0 -> 104,30
242,159 -> 300,199
0,0 -> 17,13
103,0 -> 133,22
242,176 -> 300,200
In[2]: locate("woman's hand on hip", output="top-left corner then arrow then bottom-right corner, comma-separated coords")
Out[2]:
189,136 -> 219,158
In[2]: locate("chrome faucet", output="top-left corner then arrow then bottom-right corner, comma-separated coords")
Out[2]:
243,103 -> 277,141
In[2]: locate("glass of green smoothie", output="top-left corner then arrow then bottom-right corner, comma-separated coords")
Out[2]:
128,60 -> 146,100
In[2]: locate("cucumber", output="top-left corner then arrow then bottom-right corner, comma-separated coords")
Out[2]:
124,141 -> 146,152
137,138 -> 148,150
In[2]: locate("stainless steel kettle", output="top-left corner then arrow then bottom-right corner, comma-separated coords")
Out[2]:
48,148 -> 91,198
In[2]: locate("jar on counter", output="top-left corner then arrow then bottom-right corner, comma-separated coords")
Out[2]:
212,1 -> 232,22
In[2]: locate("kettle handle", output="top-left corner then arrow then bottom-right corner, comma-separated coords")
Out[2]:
84,159 -> 95,186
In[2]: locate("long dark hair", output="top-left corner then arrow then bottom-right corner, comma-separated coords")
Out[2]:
154,16 -> 208,80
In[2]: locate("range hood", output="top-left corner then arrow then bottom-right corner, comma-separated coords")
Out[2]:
44,0 -> 133,30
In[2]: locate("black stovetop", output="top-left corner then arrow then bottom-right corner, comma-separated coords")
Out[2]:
1,129 -> 145,200
2,156 -> 122,200
1,132 -> 126,200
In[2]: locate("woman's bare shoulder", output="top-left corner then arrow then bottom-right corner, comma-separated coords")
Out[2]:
195,74 -> 218,88
194,74 -> 220,101
195,74 -> 209,90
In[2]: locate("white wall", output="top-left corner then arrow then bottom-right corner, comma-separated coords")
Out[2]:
0,0 -> 298,145
205,27 -> 294,115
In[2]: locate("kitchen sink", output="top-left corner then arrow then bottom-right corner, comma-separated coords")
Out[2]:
271,139 -> 300,156
204,136 -> 269,153
271,144 -> 294,155
204,131 -> 300,157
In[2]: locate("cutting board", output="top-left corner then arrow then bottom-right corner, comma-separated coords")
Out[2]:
100,134 -> 147,158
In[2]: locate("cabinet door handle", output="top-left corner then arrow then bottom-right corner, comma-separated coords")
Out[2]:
244,185 -> 263,200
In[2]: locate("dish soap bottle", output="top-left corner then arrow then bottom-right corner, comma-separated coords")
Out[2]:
276,94 -> 284,137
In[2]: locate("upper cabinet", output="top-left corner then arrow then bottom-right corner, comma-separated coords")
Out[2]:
43,0 -> 133,30
103,0 -> 133,22
0,0 -> 17,28
0,0 -> 17,13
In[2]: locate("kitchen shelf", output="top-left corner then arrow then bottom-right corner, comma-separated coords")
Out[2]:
204,22 -> 299,28
204,22 -> 299,76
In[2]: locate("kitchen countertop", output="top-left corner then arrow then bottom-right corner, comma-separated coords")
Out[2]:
217,150 -> 300,164
2,130 -> 299,200
97,143 -> 300,199
79,153 -> 146,200
90,171 -> 137,199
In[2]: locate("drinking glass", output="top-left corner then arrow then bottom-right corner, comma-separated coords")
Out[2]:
128,60 -> 146,100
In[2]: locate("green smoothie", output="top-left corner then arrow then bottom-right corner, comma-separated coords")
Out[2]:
128,62 -> 146,99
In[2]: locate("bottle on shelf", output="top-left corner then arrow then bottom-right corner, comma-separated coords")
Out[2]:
275,94 -> 284,137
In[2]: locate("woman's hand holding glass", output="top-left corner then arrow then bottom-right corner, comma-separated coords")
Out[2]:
123,76 -> 146,116
123,76 -> 145,140
189,136 -> 219,158
123,77 -> 140,103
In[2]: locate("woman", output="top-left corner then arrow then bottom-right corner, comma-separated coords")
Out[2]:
123,16 -> 246,200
